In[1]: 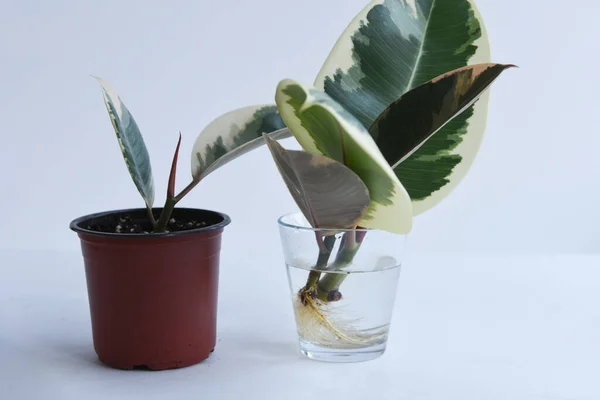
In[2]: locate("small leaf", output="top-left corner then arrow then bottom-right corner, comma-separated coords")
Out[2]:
275,79 -> 413,235
191,105 -> 288,181
263,134 -> 369,230
94,77 -> 155,208
167,133 -> 182,199
371,63 -> 516,168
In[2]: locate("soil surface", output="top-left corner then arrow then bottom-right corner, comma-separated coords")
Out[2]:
86,213 -> 208,234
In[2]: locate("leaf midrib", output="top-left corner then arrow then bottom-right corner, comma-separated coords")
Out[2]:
286,151 -> 320,228
404,0 -> 436,92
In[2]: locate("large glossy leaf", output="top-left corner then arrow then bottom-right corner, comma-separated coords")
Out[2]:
264,135 -> 369,229
371,63 -> 515,168
275,79 -> 413,235
314,0 -> 491,215
94,77 -> 155,208
191,105 -> 288,180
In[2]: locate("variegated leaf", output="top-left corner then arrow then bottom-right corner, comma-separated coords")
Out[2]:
315,0 -> 491,215
275,79 -> 413,235
371,63 -> 515,168
94,77 -> 155,208
191,105 -> 288,180
264,135 -> 369,229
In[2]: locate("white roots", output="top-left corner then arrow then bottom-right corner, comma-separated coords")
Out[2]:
293,293 -> 388,348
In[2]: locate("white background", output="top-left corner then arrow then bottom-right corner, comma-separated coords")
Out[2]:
1,1 -> 600,399
1,0 -> 598,254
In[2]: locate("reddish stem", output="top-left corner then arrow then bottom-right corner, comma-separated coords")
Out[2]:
174,179 -> 200,203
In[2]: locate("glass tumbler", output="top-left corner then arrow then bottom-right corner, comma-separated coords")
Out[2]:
278,212 -> 407,363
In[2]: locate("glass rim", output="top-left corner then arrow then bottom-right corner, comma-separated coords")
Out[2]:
277,212 -> 372,233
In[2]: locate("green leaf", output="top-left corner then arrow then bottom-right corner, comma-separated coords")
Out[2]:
264,135 -> 370,230
315,0 -> 491,214
191,105 -> 288,180
94,77 -> 155,208
371,63 -> 515,168
275,79 -> 413,235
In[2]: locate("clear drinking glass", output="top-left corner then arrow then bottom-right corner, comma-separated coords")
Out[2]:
278,212 -> 407,363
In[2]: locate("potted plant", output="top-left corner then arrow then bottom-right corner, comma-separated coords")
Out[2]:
254,0 -> 514,362
70,79 -> 288,370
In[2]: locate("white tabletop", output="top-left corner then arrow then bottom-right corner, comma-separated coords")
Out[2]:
1,249 -> 599,400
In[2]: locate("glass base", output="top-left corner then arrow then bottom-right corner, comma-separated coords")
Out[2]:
299,339 -> 387,363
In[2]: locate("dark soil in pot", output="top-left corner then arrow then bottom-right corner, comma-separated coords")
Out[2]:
70,208 -> 230,371
82,208 -> 225,234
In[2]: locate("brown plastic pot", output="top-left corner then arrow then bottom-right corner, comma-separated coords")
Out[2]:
70,207 -> 231,370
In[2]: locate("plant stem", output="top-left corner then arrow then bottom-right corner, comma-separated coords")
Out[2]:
150,133 -> 183,233
146,206 -> 157,226
174,179 -> 200,203
305,238 -> 336,286
300,235 -> 337,300
304,271 -> 322,290
154,197 -> 177,233
316,231 -> 366,302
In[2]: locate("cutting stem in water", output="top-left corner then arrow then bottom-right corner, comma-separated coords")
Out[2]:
316,230 -> 367,302
299,235 -> 337,302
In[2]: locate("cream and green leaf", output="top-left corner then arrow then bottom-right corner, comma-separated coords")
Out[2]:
191,105 -> 288,181
315,0 -> 491,215
275,79 -> 413,235
94,77 -> 155,209
264,135 -> 370,230
370,63 -> 515,168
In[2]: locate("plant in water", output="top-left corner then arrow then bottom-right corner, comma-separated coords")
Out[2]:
259,0 -> 516,346
264,135 -> 377,345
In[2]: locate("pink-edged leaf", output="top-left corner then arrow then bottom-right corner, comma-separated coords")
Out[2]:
167,133 -> 182,199
263,134 -> 370,230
